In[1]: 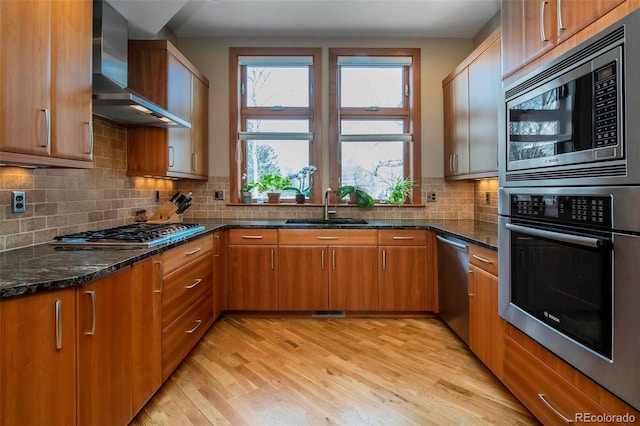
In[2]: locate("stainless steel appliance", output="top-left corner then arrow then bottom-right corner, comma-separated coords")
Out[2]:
498,186 -> 640,410
500,9 -> 640,187
436,234 -> 470,344
53,223 -> 205,247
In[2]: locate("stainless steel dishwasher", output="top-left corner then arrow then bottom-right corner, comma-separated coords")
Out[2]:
436,233 -> 470,344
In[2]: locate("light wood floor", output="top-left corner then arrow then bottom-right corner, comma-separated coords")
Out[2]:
130,317 -> 539,425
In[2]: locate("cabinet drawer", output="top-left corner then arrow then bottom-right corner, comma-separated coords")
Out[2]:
162,256 -> 213,329
162,290 -> 213,380
504,335 -> 609,425
278,229 -> 377,245
469,244 -> 498,276
378,230 -> 427,246
161,235 -> 213,275
229,229 -> 278,245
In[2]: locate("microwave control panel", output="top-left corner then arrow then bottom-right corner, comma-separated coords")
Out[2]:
511,194 -> 612,227
594,62 -> 618,148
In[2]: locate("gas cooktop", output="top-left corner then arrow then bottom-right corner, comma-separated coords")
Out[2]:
53,223 -> 205,247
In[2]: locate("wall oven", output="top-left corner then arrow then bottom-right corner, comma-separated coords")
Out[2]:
500,9 -> 640,187
499,186 -> 640,410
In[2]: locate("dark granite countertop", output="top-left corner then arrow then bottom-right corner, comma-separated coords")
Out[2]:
0,219 -> 496,299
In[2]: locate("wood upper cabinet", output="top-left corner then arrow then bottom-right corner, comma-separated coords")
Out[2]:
502,0 -> 625,77
228,229 -> 278,310
0,288 -> 76,426
0,0 -> 93,168
468,244 -> 503,380
213,231 -> 228,320
77,268 -> 133,426
378,230 -> 431,311
443,29 -> 500,179
127,40 -> 209,180
131,258 -> 163,416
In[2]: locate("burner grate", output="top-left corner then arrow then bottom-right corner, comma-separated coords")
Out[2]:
54,223 -> 205,247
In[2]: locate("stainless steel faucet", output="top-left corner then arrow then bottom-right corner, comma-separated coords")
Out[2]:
324,188 -> 336,220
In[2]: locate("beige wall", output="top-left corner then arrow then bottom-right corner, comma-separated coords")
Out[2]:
175,37 -> 474,180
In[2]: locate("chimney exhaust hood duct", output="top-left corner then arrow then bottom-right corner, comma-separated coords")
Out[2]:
92,0 -> 190,128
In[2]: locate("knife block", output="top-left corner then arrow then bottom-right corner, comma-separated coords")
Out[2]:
147,201 -> 182,223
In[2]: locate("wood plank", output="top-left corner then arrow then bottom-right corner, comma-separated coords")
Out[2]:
131,318 -> 538,425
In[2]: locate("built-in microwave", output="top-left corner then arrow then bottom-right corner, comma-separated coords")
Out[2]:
500,10 -> 640,187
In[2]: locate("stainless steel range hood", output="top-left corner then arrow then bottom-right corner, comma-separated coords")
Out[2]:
92,0 -> 190,128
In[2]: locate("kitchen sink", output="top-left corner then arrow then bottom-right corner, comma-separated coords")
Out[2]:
284,218 -> 368,225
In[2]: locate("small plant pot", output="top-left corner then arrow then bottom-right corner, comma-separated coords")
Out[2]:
295,194 -> 305,204
240,191 -> 252,203
267,192 -> 281,203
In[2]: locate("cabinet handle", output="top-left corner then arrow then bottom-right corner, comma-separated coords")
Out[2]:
454,154 -> 458,173
153,261 -> 163,293
192,152 -> 198,172
472,254 -> 493,264
242,235 -> 264,239
185,247 -> 202,255
40,109 -> 51,150
86,121 -> 94,158
557,0 -> 565,32
186,319 -> 202,334
85,290 -> 96,336
55,300 -> 63,350
271,249 -> 275,270
449,155 -> 454,173
538,394 -> 573,423
332,250 -> 336,270
392,236 -> 414,240
185,278 -> 202,289
540,0 -> 549,42
321,249 -> 325,270
317,236 -> 339,240
214,235 -> 220,257
169,145 -> 175,167
382,249 -> 387,270
468,271 -> 475,296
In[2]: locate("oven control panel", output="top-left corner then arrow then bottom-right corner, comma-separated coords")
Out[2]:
511,194 -> 612,227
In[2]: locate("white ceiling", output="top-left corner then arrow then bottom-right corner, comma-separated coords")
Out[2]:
107,0 -> 501,40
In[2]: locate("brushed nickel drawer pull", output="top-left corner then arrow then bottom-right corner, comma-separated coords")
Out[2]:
392,236 -> 414,240
538,393 -> 572,423
85,290 -> 96,336
185,278 -> 202,289
241,235 -> 264,239
382,250 -> 386,270
185,247 -> 202,255
55,300 -> 63,350
317,236 -> 339,240
215,235 -> 221,257
540,0 -> 549,42
472,254 -> 493,264
154,261 -> 163,293
321,249 -> 325,270
186,319 -> 202,334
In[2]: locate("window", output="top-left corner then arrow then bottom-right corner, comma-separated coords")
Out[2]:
329,48 -> 421,204
230,48 -> 321,203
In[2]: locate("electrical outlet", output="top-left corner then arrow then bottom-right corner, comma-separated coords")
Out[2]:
214,190 -> 225,201
426,192 -> 437,202
485,191 -> 491,205
12,191 -> 26,214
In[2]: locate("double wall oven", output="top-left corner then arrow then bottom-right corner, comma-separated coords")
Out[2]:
499,10 -> 640,410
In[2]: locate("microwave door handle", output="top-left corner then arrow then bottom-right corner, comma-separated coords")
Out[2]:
505,223 -> 607,249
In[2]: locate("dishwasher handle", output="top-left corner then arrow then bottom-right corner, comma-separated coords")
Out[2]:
436,234 -> 469,250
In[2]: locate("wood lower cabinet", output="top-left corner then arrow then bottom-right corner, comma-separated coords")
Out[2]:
228,229 -> 278,310
0,288 -> 76,426
213,230 -> 228,320
378,230 -> 431,311
131,257 -> 163,415
77,268 -> 133,426
468,244 -> 503,380
279,245 -> 328,310
0,0 -> 93,168
329,245 -> 378,311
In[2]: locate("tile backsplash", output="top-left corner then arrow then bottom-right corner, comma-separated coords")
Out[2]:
1,118 -> 498,252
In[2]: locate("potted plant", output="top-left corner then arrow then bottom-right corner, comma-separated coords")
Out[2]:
252,173 -> 292,203
285,165 -> 316,204
335,185 -> 374,210
386,177 -> 419,206
240,173 -> 253,203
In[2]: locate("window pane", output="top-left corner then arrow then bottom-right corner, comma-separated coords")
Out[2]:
341,141 -> 404,200
245,140 -> 310,199
246,119 -> 309,133
246,66 -> 309,107
340,67 -> 404,108
341,120 -> 404,135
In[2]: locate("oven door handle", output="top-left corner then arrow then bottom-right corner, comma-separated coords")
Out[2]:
505,223 -> 608,249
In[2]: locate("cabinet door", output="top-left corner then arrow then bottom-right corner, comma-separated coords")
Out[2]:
468,39 -> 500,175
469,264 -> 504,380
191,75 -> 209,178
0,0 -> 52,157
213,231 -> 228,320
557,0 -> 625,43
131,258 -> 162,415
51,0 -> 92,162
167,53 -> 193,174
330,246 -> 378,311
444,69 -> 469,177
77,268 -> 133,426
523,0 -> 557,67
379,246 -> 429,311
0,288 -> 76,426
228,245 -> 278,310
279,246 -> 328,310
